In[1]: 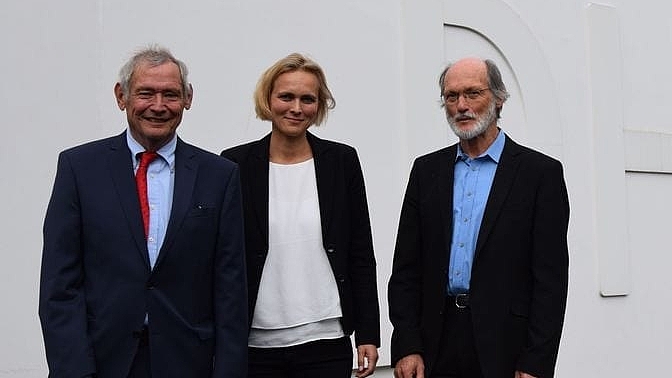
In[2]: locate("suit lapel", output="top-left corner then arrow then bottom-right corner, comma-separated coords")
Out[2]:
250,135 -> 271,248
438,146 -> 457,258
154,138 -> 198,269
308,132 -> 335,237
107,132 -> 151,268
250,132 -> 325,248
474,136 -> 522,259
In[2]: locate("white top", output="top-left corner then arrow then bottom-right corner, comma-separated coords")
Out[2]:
249,159 -> 344,348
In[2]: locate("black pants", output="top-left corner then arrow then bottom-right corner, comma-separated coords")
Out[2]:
431,298 -> 484,378
248,337 -> 353,378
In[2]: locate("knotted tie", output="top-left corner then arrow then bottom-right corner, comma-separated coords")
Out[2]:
136,151 -> 158,238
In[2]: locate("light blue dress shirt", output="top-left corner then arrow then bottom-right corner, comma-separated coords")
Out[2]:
447,130 -> 505,295
127,131 -> 175,269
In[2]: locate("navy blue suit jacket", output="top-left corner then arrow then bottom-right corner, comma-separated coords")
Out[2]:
389,135 -> 569,378
39,132 -> 248,378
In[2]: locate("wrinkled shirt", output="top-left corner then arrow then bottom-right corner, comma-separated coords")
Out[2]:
447,130 -> 504,295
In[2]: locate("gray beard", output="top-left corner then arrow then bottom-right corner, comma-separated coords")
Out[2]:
447,100 -> 497,140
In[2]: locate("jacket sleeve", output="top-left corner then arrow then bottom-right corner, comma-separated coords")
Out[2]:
516,160 -> 570,377
39,152 -> 97,378
388,160 -> 425,366
346,149 -> 381,347
212,164 -> 249,378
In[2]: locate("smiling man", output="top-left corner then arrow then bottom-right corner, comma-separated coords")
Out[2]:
389,57 -> 570,378
39,45 -> 248,378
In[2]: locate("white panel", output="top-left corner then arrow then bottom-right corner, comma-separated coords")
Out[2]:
624,130 -> 672,173
586,3 -> 630,296
623,173 -> 672,370
399,0 -> 449,161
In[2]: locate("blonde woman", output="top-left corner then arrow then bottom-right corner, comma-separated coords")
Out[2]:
221,53 -> 380,378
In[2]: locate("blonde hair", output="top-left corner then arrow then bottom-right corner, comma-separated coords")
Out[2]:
254,53 -> 335,126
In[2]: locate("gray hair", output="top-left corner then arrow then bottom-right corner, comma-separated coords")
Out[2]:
484,59 -> 510,107
118,45 -> 191,97
438,58 -> 510,118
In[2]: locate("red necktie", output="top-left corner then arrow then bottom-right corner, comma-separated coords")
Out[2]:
136,152 -> 158,238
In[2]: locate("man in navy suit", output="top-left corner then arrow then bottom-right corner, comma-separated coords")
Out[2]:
389,58 -> 569,378
39,45 -> 248,378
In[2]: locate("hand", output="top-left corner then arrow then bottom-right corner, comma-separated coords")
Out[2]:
394,354 -> 424,378
355,344 -> 378,377
515,371 -> 537,378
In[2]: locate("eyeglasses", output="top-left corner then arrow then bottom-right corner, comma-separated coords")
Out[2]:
443,88 -> 490,104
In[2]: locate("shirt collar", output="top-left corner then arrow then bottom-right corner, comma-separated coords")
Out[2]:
455,129 -> 506,163
126,130 -> 177,168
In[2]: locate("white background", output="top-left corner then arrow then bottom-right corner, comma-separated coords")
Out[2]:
1,0 -> 671,376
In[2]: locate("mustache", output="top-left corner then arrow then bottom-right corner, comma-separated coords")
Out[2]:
453,112 -> 477,122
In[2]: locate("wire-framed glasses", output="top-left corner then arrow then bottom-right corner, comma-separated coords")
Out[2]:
443,88 -> 490,104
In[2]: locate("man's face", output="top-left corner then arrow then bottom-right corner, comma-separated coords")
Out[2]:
442,60 -> 499,140
446,97 -> 497,141
114,61 -> 192,150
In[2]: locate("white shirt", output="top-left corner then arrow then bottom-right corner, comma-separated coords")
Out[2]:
249,159 -> 344,347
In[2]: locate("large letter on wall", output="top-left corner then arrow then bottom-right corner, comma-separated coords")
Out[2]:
586,3 -> 630,297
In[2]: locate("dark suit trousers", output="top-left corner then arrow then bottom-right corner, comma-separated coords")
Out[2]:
431,298 -> 484,378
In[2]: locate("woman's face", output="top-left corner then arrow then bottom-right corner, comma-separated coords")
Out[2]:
269,70 -> 319,139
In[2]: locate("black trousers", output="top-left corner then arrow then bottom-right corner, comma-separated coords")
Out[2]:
248,337 -> 353,378
431,298 -> 484,378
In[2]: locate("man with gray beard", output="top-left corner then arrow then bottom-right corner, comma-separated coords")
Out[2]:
388,58 -> 570,378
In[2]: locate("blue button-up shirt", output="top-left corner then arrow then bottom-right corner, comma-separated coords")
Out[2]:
127,131 -> 176,269
447,130 -> 505,295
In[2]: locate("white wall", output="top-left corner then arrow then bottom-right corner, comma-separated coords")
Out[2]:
1,0 -> 670,376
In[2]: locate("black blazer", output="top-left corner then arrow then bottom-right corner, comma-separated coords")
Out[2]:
221,131 -> 380,347
388,135 -> 569,378
39,132 -> 248,378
